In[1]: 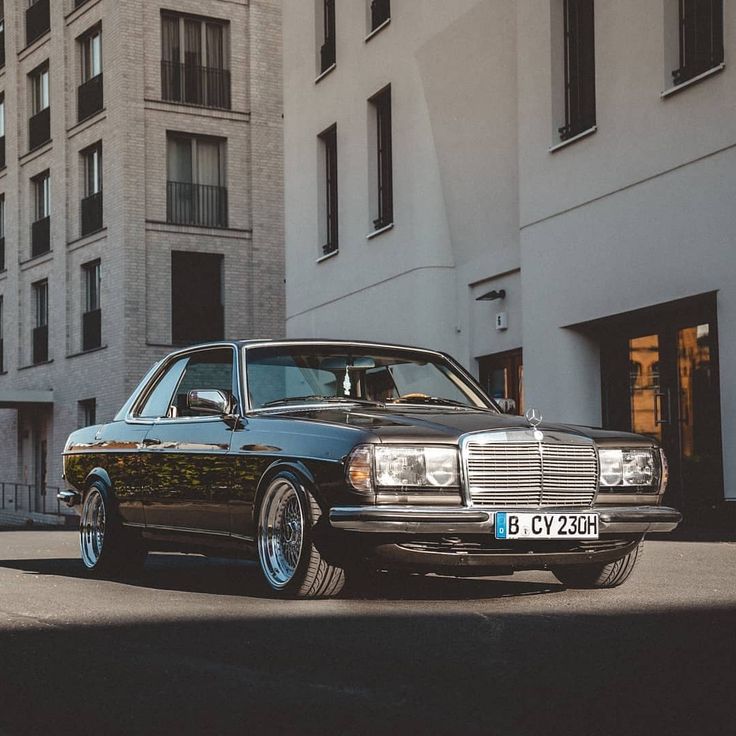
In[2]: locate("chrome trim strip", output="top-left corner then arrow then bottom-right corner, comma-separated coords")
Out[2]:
329,504 -> 682,535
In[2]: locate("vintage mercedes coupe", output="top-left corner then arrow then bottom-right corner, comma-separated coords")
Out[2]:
60,340 -> 682,598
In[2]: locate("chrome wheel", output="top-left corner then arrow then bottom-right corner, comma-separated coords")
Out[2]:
80,487 -> 106,569
258,478 -> 305,589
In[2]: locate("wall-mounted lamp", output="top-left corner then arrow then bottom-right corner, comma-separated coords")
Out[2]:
476,289 -> 506,302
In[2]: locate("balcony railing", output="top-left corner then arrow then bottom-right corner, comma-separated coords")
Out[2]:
31,216 -> 50,258
0,236 -> 5,271
82,308 -> 101,352
29,107 -> 50,151
0,136 -> 5,169
81,191 -> 103,236
0,337 -> 3,373
371,0 -> 391,30
32,324 -> 48,364
167,181 -> 228,229
25,0 -> 50,47
78,73 -> 103,122
161,61 -> 231,109
0,28 -> 5,68
1,482 -> 65,516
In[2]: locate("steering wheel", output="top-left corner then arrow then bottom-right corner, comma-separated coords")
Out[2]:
392,392 -> 430,403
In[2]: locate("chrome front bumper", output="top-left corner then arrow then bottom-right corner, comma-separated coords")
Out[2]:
329,505 -> 682,535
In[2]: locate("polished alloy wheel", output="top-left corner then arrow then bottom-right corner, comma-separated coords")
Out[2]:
258,478 -> 305,589
80,488 -> 106,569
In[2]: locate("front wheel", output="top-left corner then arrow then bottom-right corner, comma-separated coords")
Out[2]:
257,473 -> 345,598
551,542 -> 643,589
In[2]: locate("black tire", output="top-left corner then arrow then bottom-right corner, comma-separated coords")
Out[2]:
80,482 -> 147,578
552,542 -> 643,589
256,472 -> 345,599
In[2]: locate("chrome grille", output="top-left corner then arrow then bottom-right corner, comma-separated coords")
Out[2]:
465,439 -> 598,508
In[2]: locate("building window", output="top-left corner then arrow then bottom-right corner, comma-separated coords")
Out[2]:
28,62 -> 50,151
671,0 -> 723,85
81,142 -> 103,236
171,251 -> 224,345
0,93 -> 5,169
167,133 -> 228,228
78,398 -> 96,428
318,0 -> 336,74
31,171 -> 50,258
0,194 -> 5,271
368,85 -> 393,231
0,295 -> 4,373
318,124 -> 338,256
556,0 -> 596,142
369,0 -> 391,33
0,3 -> 5,69
78,26 -> 103,122
25,0 -> 49,48
161,12 -> 231,110
31,279 -> 48,365
82,260 -> 101,351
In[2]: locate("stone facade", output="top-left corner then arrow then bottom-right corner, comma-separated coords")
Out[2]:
0,0 -> 284,521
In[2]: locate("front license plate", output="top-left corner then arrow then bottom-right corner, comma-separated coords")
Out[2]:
494,512 -> 599,540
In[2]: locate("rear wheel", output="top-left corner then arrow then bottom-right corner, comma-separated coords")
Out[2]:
80,484 -> 147,577
552,542 -> 643,589
257,473 -> 345,598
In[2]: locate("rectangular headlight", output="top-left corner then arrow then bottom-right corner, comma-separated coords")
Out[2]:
375,446 -> 460,489
599,448 -> 660,491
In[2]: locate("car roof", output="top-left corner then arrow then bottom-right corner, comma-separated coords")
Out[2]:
223,338 -> 448,356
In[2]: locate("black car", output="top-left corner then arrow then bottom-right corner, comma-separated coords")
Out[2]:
60,340 -> 681,598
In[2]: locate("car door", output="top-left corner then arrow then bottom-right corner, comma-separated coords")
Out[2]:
138,346 -> 238,536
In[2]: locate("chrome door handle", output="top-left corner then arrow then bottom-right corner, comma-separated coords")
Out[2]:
142,438 -> 161,447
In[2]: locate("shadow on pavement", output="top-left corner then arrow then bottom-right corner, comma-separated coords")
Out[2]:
0,553 -> 563,601
0,602 -> 734,736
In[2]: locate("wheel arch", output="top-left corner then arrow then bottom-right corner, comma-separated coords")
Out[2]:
252,460 -> 320,526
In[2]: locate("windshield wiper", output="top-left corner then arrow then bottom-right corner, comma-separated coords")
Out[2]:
386,396 -> 493,411
262,395 -> 384,408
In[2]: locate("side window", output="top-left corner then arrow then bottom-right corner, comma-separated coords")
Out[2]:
174,348 -> 234,417
137,357 -> 189,418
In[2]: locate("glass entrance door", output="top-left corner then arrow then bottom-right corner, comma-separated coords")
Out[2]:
601,296 -> 723,520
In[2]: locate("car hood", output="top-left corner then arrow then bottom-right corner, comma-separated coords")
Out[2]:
264,406 -> 653,446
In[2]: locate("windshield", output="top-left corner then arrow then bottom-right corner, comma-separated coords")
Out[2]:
245,345 -> 496,411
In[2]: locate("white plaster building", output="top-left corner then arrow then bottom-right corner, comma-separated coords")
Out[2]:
284,0 -> 734,525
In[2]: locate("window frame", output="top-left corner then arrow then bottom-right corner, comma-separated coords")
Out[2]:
132,343 -> 241,422
80,25 -> 102,83
32,170 -> 50,221
369,85 -> 393,232
671,0 -> 724,86
32,278 -> 48,329
318,123 -> 338,257
30,62 -> 49,115
557,0 -> 596,143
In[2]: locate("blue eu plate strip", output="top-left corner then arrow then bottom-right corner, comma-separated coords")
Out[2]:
495,511 -> 507,540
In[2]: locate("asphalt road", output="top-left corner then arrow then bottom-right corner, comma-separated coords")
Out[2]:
0,531 -> 734,736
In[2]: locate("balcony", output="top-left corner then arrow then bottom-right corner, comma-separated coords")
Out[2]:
0,136 -> 5,169
32,324 -> 48,365
29,107 -> 50,151
371,0 -> 390,30
78,73 -> 103,123
31,216 -> 50,258
25,0 -> 50,47
0,237 -> 5,271
81,191 -> 103,236
167,181 -> 228,229
82,308 -> 101,352
161,61 -> 231,110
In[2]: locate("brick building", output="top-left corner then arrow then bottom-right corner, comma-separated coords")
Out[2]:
0,0 -> 284,524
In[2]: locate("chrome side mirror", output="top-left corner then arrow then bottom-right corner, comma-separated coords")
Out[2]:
187,389 -> 232,416
496,398 -> 517,415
